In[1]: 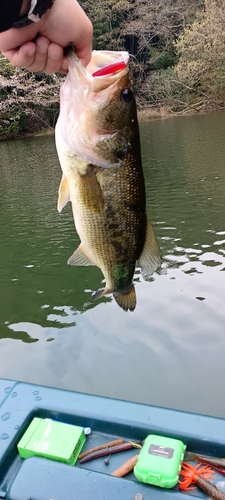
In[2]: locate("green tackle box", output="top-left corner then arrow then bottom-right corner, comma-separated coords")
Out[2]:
17,417 -> 86,465
134,434 -> 186,488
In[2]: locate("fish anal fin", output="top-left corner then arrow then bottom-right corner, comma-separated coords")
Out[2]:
57,174 -> 70,213
67,245 -> 94,266
92,288 -> 107,301
139,220 -> 162,279
113,285 -> 136,312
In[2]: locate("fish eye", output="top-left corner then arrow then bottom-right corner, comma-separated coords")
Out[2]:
121,88 -> 133,103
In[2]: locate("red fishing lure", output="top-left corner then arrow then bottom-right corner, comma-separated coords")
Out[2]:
92,61 -> 126,77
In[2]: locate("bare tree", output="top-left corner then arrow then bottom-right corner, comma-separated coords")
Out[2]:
175,0 -> 225,87
0,56 -> 63,140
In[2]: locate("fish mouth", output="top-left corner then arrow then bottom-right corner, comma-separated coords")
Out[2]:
67,49 -> 129,93
88,50 -> 129,74
87,51 -> 129,90
56,49 -> 131,168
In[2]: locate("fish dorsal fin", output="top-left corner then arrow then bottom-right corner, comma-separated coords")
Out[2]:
139,220 -> 162,278
57,175 -> 70,213
67,244 -> 94,266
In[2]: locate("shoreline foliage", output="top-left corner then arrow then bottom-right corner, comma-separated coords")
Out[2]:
1,0 -> 225,140
0,62 -> 63,140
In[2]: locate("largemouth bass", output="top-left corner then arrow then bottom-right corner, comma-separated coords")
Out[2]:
55,49 -> 161,311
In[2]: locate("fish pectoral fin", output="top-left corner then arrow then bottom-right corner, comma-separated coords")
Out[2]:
67,245 -> 94,266
57,174 -> 70,213
113,285 -> 136,312
139,220 -> 162,279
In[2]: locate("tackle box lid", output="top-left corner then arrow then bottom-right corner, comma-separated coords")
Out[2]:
134,434 -> 186,488
17,417 -> 86,465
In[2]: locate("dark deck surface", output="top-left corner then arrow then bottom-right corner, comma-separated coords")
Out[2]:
0,379 -> 224,499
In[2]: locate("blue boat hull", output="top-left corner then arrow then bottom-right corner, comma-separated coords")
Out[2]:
0,379 -> 224,499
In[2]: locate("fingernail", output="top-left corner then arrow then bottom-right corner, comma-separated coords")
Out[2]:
27,47 -> 36,57
50,52 -> 61,60
48,46 -> 62,60
38,43 -> 49,54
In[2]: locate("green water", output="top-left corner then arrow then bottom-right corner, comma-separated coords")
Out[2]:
0,111 -> 225,417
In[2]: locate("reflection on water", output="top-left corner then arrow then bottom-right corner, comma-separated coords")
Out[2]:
0,112 -> 225,418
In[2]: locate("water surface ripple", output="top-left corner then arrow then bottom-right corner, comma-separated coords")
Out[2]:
0,112 -> 225,417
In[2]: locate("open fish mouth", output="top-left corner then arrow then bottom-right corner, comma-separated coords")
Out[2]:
66,48 -> 129,80
66,48 -> 130,95
57,49 -> 132,168
87,50 -> 129,82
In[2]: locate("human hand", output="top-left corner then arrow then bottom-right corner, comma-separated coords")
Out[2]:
0,0 -> 93,73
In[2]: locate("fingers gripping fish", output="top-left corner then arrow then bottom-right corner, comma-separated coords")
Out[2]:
55,49 -> 161,312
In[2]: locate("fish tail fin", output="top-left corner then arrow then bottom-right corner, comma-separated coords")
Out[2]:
92,286 -> 136,312
113,285 -> 136,312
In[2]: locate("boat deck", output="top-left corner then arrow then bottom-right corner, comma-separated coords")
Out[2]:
0,379 -> 224,499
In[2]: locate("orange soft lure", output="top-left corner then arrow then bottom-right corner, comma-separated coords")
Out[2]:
179,462 -> 214,490
179,462 -> 225,499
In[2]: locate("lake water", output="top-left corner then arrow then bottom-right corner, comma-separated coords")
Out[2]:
0,111 -> 225,418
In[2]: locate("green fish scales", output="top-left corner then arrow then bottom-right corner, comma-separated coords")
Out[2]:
55,49 -> 161,311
